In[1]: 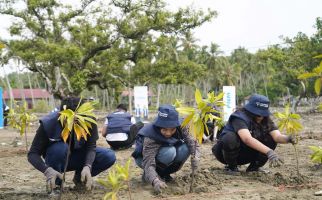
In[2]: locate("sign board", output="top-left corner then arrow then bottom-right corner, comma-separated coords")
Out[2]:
134,86 -> 149,119
0,87 -> 3,129
223,86 -> 236,122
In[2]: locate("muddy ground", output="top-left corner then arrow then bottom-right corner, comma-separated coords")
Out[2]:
1,111 -> 322,200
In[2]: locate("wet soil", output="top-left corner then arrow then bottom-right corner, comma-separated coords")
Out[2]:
1,112 -> 322,200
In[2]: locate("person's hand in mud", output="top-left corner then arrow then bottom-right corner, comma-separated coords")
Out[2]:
267,150 -> 284,167
44,167 -> 63,193
287,135 -> 297,145
152,178 -> 167,193
81,165 -> 93,190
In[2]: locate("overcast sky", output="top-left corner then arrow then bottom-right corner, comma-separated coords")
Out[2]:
0,0 -> 321,75
168,0 -> 322,54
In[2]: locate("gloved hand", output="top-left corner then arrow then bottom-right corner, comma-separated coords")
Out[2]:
191,156 -> 200,171
81,166 -> 93,190
44,167 -> 63,193
152,178 -> 167,193
287,135 -> 297,145
267,150 -> 284,167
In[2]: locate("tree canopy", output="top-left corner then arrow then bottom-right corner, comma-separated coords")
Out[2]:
0,0 -> 216,99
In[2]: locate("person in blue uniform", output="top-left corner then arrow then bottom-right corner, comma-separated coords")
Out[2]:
28,97 -> 116,193
212,94 -> 295,174
132,105 -> 200,193
101,104 -> 142,150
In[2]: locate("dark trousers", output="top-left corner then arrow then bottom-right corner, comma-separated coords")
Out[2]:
3,110 -> 9,126
45,142 -> 116,184
107,122 -> 143,150
212,131 -> 277,167
135,143 -> 190,176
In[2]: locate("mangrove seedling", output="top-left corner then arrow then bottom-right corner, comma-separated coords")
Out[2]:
58,99 -> 97,198
274,104 -> 303,176
7,101 -> 37,151
175,89 -> 224,192
97,158 -> 132,200
309,146 -> 322,166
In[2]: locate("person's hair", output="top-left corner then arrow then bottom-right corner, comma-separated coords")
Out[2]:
241,108 -> 274,130
60,97 -> 84,111
117,104 -> 127,112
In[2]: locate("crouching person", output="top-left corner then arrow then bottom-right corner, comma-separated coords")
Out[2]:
28,97 -> 116,193
101,104 -> 140,150
212,94 -> 295,174
132,105 -> 200,193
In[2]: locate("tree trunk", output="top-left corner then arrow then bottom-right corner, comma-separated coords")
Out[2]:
94,85 -> 98,100
129,87 -> 132,115
156,84 -> 161,109
106,89 -> 110,111
2,66 -> 14,108
15,68 -> 26,105
102,89 -> 106,110
27,73 -> 35,108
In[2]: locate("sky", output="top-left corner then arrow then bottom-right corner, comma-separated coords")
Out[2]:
0,0 -> 321,75
168,0 -> 322,54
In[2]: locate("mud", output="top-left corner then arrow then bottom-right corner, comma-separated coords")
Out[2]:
1,112 -> 322,199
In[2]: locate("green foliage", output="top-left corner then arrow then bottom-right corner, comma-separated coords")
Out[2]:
274,104 -> 303,136
97,159 -> 132,200
173,99 -> 183,108
1,0 -> 215,99
58,100 -> 97,142
318,103 -> 322,111
175,89 -> 224,143
309,146 -> 322,164
274,104 -> 303,176
0,42 -> 5,49
7,101 -> 37,136
298,55 -> 322,95
7,101 -> 37,151
31,100 -> 51,113
0,72 -> 46,90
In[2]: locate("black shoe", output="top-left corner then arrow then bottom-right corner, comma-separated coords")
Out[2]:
160,174 -> 174,182
224,165 -> 240,175
246,162 -> 259,172
246,164 -> 270,173
130,122 -> 144,135
246,162 -> 269,173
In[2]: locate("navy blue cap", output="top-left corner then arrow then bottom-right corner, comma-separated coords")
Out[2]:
244,94 -> 271,117
153,105 -> 180,128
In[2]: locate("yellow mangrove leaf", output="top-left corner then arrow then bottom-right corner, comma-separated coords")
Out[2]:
181,113 -> 194,128
103,192 -> 113,200
61,126 -> 70,142
297,72 -> 318,79
314,78 -> 321,95
176,107 -> 195,116
74,123 -> 83,141
195,89 -> 203,105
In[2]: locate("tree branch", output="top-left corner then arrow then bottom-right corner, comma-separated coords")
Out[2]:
61,72 -> 74,93
30,7 -> 46,37
80,35 -> 119,68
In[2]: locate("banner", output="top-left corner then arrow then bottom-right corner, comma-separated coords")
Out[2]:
134,86 -> 149,119
0,87 -> 3,129
223,86 -> 236,122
